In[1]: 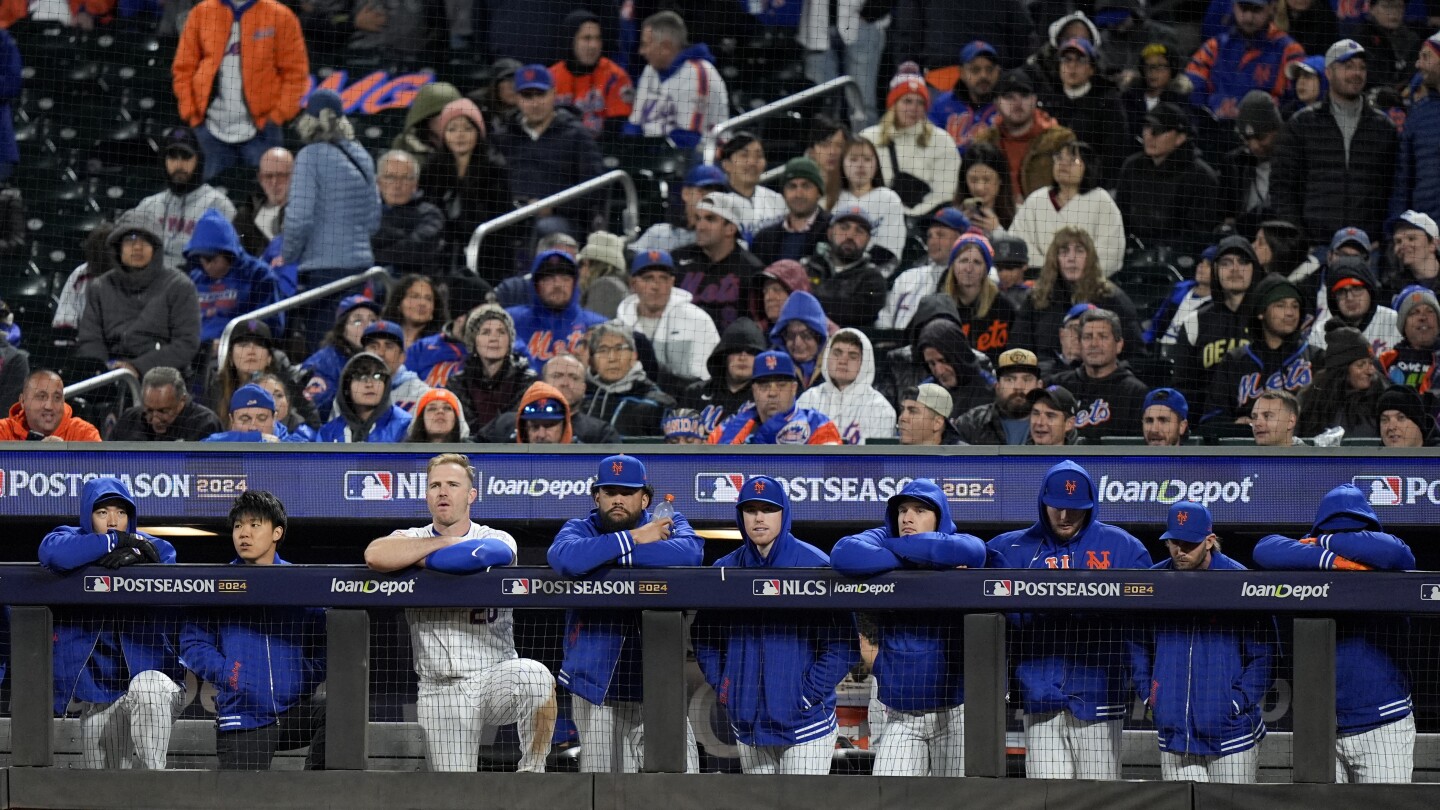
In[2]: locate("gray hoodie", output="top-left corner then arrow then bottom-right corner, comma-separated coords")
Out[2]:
75,209 -> 202,377
134,184 -> 237,273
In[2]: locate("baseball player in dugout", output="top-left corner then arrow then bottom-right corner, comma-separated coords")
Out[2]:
180,490 -> 327,770
548,454 -> 704,773
1253,483 -> 1417,783
1139,502 -> 1275,783
986,460 -> 1151,780
692,476 -> 858,775
364,453 -> 557,773
39,477 -> 185,769
830,479 -> 989,777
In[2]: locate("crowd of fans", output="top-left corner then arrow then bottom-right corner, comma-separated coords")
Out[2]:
0,0 -> 1437,450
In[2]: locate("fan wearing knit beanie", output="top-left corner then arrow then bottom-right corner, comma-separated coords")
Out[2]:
1378,284 -> 1440,393
1299,323 -> 1390,438
443,305 -> 537,432
1376,385 -> 1438,446
859,64 -> 960,217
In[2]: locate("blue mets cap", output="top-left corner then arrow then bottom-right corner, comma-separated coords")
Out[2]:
683,164 -> 730,188
230,383 -> 275,414
738,475 -> 787,509
752,350 -> 798,382
514,64 -> 554,93
1041,470 -> 1095,509
594,454 -> 648,490
1160,501 -> 1213,544
629,249 -> 676,276
336,294 -> 381,321
1143,387 -> 1189,421
360,320 -> 405,346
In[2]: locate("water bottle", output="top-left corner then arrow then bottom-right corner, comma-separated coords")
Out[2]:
653,494 -> 675,521
1312,426 -> 1345,447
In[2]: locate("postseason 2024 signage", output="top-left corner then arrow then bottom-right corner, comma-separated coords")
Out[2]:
0,447 -> 1436,527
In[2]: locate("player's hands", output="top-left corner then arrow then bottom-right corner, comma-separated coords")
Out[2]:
98,534 -> 161,568
97,546 -> 145,569
631,517 -> 673,545
125,534 -> 162,563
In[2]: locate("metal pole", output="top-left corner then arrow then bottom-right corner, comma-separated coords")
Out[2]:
1292,617 -> 1337,783
467,170 -> 639,272
326,609 -> 371,770
641,610 -> 687,773
11,606 -> 54,767
215,266 -> 390,369
963,613 -> 1008,778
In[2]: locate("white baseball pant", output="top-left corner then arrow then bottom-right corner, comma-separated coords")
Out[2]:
1336,714 -> 1414,783
417,658 -> 556,773
572,697 -> 699,773
872,704 -> 965,777
1022,710 -> 1123,780
78,670 -> 184,769
1160,748 -> 1258,783
738,730 -> 837,775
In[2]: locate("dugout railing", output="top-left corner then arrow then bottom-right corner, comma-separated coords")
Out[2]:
2,567 -> 1439,788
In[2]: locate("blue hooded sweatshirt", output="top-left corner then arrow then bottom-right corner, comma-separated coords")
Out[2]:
693,476 -> 858,747
505,254 -> 608,373
179,554 -> 326,732
769,292 -> 829,387
832,479 -> 988,712
1141,551 -> 1275,757
986,460 -> 1152,720
1253,484 -> 1415,735
38,477 -> 183,714
185,209 -> 283,343
548,499 -> 704,705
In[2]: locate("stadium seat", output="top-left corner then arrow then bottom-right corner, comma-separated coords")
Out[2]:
1112,250 -> 1186,329
1097,436 -> 1147,445
1340,436 -> 1383,447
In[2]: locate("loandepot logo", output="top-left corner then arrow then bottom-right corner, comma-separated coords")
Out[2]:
1240,582 -> 1331,601
1097,475 -> 1256,507
330,578 -> 417,595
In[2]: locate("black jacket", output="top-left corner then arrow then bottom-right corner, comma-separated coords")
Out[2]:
1012,279 -> 1144,360
952,401 -> 1032,446
1040,85 -> 1131,183
477,408 -> 622,444
805,245 -> 894,329
1215,146 -> 1274,226
750,211 -> 831,268
1202,274 -> 1321,422
491,109 -> 606,231
417,148 -> 513,282
579,371 -> 676,437
446,352 -> 536,434
109,400 -> 223,441
1272,98 -> 1398,245
1175,296 -> 1252,402
1118,88 -> 1191,148
679,317 -> 766,436
673,243 -> 765,330
1114,143 -> 1221,258
372,194 -> 446,277
1050,362 -> 1152,441
232,193 -> 283,258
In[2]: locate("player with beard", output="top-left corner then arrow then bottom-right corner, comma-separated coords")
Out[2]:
135,127 -> 237,271
953,348 -> 1043,444
548,455 -> 704,773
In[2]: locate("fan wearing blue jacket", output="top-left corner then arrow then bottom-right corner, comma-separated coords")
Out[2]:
693,476 -> 857,774
180,491 -> 326,770
831,479 -> 989,777
185,208 -> 283,347
1253,483 -> 1417,784
39,477 -> 185,770
986,460 -> 1152,780
506,250 -> 607,373
1140,502 -> 1274,783
314,351 -> 413,442
202,383 -> 310,443
548,454 -> 704,773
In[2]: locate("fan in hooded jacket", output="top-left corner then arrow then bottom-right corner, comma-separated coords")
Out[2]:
39,477 -> 186,770
831,479 -> 989,776
314,351 -> 413,442
986,460 -> 1151,780
548,454 -> 704,773
1137,502 -> 1275,784
795,328 -> 896,444
693,476 -> 858,774
1253,483 -> 1416,784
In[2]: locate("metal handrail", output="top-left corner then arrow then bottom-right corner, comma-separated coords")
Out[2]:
466,169 -> 640,273
216,265 -> 391,369
63,367 -> 141,403
701,76 -> 865,166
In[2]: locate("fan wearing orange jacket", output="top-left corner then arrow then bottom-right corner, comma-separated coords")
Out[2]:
172,0 -> 309,181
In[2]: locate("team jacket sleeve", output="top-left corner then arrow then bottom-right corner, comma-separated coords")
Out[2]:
1133,621 -> 1155,704
39,528 -> 115,574
548,520 -> 627,576
626,513 -> 705,567
424,538 -> 517,573
802,612 -> 860,708
1313,531 -> 1415,571
884,531 -> 989,569
690,607 -> 726,691
830,529 -> 900,576
178,614 -> 230,688
1253,534 -> 1329,569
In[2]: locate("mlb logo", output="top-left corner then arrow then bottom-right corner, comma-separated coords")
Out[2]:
695,473 -> 745,503
84,576 -> 112,592
983,580 -> 1013,597
1352,475 -> 1402,506
1423,585 -> 1440,601
502,578 -> 530,595
753,579 -> 781,596
345,471 -> 394,501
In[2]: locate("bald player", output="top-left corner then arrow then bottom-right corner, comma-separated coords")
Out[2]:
364,453 -> 556,772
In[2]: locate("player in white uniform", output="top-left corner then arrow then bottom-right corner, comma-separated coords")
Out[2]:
364,453 -> 556,773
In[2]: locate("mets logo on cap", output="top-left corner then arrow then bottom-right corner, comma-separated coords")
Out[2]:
612,460 -> 624,476
1177,510 -> 1188,526
1065,480 -> 1077,495
648,250 -> 661,263
765,355 -> 778,370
